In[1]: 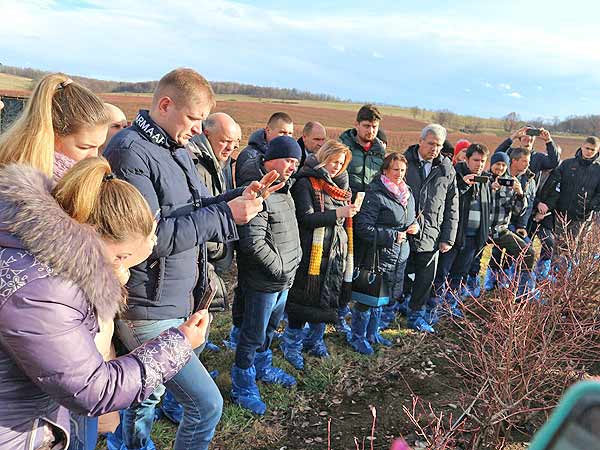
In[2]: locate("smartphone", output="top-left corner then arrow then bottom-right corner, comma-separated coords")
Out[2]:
354,192 -> 366,210
529,381 -> 600,450
196,278 -> 217,311
526,128 -> 542,136
498,178 -> 515,187
473,175 -> 490,183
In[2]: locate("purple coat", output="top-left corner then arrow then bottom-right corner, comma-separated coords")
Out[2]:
0,165 -> 194,450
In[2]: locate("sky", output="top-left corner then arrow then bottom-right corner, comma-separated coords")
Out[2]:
1,0 -> 599,120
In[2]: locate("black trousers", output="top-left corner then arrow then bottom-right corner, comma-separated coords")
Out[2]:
404,250 -> 439,311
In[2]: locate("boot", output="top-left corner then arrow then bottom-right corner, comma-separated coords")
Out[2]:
483,267 -> 498,291
223,325 -> 240,350
303,322 -> 330,358
367,306 -> 393,347
464,274 -> 481,298
334,307 -> 352,341
254,349 -> 296,388
535,258 -> 551,280
349,305 -> 374,355
160,390 -> 183,424
230,365 -> 266,415
407,308 -> 436,333
279,326 -> 305,370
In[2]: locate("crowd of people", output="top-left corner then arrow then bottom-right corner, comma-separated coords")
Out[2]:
0,68 -> 598,450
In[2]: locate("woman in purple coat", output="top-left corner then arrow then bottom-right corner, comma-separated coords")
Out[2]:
0,157 -> 210,450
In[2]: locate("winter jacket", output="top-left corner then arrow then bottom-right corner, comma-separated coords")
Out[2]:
104,110 -> 242,320
187,133 -> 235,311
354,177 -> 416,275
495,138 -> 561,177
236,156 -> 302,293
488,171 -> 527,238
544,149 -> 600,222
235,128 -> 268,186
0,165 -> 193,450
286,154 -> 350,323
297,136 -> 310,168
453,162 -> 492,249
510,168 -> 536,230
404,145 -> 459,253
339,128 -> 386,194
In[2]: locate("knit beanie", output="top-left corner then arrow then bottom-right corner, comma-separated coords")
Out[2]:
490,152 -> 510,166
454,139 -> 471,158
264,135 -> 302,161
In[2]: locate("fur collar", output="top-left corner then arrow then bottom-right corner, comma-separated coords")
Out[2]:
0,164 -> 122,321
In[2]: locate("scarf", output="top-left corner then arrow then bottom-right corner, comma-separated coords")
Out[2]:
307,177 -> 354,302
53,151 -> 77,182
380,175 -> 410,206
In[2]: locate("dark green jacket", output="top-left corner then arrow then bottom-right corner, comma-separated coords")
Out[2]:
339,128 -> 386,195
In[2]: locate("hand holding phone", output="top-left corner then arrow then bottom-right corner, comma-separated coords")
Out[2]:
526,128 -> 542,137
354,192 -> 366,210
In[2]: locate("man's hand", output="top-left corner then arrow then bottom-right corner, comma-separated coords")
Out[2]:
491,180 -> 501,191
516,228 -> 528,238
539,128 -> 552,143
512,177 -> 524,196
510,126 -> 528,142
396,231 -> 407,243
439,242 -> 452,253
406,222 -> 420,235
242,170 -> 282,200
227,196 -> 264,225
462,173 -> 476,186
537,202 -> 549,215
178,310 -> 211,349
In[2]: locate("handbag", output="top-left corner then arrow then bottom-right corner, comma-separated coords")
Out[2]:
351,230 -> 390,307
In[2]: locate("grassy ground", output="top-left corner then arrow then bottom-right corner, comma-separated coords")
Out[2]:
0,73 -> 33,91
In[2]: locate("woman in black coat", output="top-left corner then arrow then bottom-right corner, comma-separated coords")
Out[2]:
351,153 -> 418,355
281,140 -> 357,370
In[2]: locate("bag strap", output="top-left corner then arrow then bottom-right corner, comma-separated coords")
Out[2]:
370,229 -> 379,272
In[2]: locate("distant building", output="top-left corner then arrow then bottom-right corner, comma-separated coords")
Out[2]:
0,94 -> 27,133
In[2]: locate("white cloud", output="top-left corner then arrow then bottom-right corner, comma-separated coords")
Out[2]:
499,83 -> 512,90
464,88 -> 472,93
330,44 -> 346,53
507,92 -> 523,99
483,82 -> 493,88
536,85 -> 543,91
372,51 -> 384,59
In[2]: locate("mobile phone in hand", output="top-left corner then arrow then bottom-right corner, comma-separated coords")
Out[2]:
354,192 -> 366,210
473,175 -> 490,183
498,178 -> 515,187
526,128 -> 542,136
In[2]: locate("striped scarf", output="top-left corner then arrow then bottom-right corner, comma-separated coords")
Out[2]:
307,177 -> 354,301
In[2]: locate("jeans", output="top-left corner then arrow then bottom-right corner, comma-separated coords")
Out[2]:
235,285 -> 289,369
69,415 -> 98,450
404,250 -> 439,310
435,236 -> 480,294
114,318 -> 223,450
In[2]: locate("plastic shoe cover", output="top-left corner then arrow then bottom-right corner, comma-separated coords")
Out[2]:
424,296 -> 442,325
204,340 -> 221,352
304,323 -> 330,358
254,349 -> 297,387
349,306 -> 374,355
209,370 -> 219,379
367,306 -> 393,347
160,390 -> 183,424
223,325 -> 240,350
407,310 -> 436,333
465,274 -> 481,298
483,267 -> 498,291
334,309 -> 352,341
231,365 -> 266,415
535,259 -> 551,280
279,327 -> 305,370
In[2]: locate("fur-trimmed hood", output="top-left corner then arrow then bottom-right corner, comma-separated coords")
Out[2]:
0,164 -> 122,321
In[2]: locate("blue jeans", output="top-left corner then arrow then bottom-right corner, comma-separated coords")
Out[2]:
235,286 -> 288,369
69,415 -> 98,450
114,318 -> 223,450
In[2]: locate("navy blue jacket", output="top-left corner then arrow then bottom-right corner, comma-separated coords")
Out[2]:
495,138 -> 561,177
104,110 -> 242,320
235,128 -> 268,186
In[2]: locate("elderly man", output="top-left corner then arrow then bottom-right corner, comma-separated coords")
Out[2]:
100,103 -> 127,152
401,124 -> 459,333
298,121 -> 326,167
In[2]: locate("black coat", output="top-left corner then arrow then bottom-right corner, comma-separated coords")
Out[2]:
404,145 -> 459,253
286,155 -> 350,323
453,162 -> 492,249
544,149 -> 600,222
354,177 -> 416,274
236,157 -> 302,293
235,128 -> 268,186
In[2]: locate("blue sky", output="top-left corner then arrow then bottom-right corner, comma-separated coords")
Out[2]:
1,0 -> 598,119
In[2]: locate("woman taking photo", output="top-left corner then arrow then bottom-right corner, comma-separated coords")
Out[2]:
0,158 -> 209,450
280,140 -> 357,370
352,153 -> 417,355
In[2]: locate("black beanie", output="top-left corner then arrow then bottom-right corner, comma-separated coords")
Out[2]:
264,135 -> 302,161
490,152 -> 510,166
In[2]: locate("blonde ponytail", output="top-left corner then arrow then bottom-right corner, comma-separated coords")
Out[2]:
0,73 -> 109,177
53,157 -> 154,241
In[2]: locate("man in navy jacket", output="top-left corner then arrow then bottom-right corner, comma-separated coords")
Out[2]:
105,68 -> 267,450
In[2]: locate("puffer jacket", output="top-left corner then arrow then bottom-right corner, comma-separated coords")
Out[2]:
339,128 -> 386,194
0,165 -> 193,450
104,110 -> 242,320
236,157 -> 302,293
354,176 -> 416,274
510,168 -> 536,229
404,145 -> 459,253
544,149 -> 600,222
286,154 -> 350,323
235,128 -> 268,186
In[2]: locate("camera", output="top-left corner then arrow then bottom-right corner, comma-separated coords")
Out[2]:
526,128 -> 542,136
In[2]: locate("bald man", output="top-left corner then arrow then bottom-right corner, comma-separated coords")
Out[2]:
298,121 -> 326,167
100,103 -> 127,152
